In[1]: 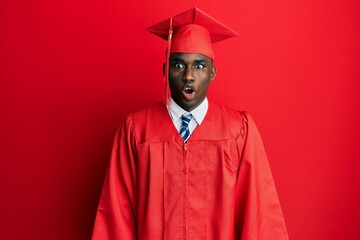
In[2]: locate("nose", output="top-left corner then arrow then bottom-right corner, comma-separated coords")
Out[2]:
183,67 -> 194,82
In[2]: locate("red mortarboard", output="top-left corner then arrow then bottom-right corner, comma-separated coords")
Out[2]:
147,7 -> 239,104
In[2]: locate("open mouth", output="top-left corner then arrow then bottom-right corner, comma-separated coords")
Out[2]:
184,87 -> 194,94
182,86 -> 196,100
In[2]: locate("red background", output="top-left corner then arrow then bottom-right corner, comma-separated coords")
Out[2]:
1,0 -> 360,239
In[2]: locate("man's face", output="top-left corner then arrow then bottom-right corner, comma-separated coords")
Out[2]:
168,53 -> 216,112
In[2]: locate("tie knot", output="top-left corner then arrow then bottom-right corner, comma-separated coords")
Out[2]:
181,113 -> 192,125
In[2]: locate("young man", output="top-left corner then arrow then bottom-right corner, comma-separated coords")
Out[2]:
92,7 -> 289,240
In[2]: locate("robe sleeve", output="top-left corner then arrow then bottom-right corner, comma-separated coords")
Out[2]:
92,114 -> 137,240
235,112 -> 289,240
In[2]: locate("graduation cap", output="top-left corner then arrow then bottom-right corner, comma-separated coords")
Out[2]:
147,7 -> 239,104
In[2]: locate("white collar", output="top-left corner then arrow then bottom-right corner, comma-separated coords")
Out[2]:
167,97 -> 208,125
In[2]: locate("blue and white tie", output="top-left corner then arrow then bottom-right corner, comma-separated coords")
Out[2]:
180,113 -> 192,142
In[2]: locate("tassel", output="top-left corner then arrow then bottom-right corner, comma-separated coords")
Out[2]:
163,17 -> 173,105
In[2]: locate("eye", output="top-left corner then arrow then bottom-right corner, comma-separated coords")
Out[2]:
174,63 -> 184,69
195,64 -> 205,69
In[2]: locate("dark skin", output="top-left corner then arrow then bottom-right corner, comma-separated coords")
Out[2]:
166,53 -> 217,112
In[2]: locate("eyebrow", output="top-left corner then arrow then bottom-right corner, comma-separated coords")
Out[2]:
171,57 -> 184,62
194,59 -> 206,64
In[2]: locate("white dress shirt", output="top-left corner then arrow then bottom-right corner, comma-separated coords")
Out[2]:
167,97 -> 208,137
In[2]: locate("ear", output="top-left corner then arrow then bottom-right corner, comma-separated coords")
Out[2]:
210,66 -> 217,81
162,63 -> 166,76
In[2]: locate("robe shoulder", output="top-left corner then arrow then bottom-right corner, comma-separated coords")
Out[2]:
197,101 -> 253,141
124,102 -> 172,143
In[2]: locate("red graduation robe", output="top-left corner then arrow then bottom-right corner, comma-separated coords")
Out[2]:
92,101 -> 288,240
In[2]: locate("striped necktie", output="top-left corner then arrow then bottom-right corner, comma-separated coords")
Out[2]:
180,113 -> 193,142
